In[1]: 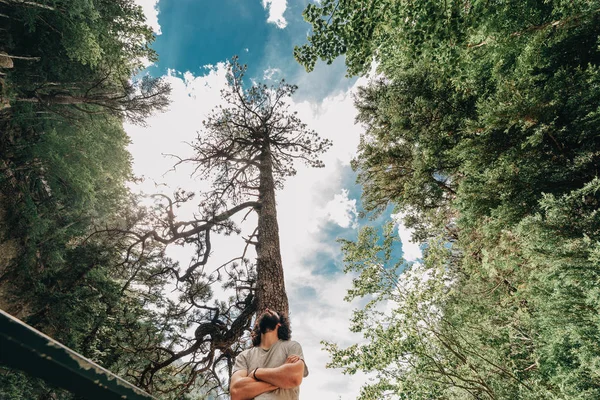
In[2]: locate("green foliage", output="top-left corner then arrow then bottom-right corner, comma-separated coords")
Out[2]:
0,368 -> 73,400
3,0 -> 169,125
0,0 -> 192,398
516,179 -> 600,397
300,0 -> 600,398
330,226 -> 540,399
0,112 -> 166,397
12,0 -> 156,71
294,0 -> 391,76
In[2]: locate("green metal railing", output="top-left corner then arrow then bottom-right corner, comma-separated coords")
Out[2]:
0,309 -> 157,399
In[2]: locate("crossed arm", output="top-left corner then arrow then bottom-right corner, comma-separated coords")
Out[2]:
230,355 -> 305,400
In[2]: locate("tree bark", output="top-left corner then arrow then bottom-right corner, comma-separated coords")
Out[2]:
18,94 -> 87,105
255,142 -> 289,316
0,53 -> 40,61
0,0 -> 55,11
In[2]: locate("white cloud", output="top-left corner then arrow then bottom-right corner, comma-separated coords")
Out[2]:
126,65 -> 373,399
293,88 -> 362,167
126,64 -> 229,198
262,0 -> 288,28
134,0 -> 161,35
263,67 -> 282,81
391,212 -> 422,262
138,56 -> 156,69
320,189 -> 358,229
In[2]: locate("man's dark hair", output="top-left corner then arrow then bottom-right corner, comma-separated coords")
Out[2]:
251,310 -> 291,347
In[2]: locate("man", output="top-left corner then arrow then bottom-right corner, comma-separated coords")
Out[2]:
230,308 -> 308,400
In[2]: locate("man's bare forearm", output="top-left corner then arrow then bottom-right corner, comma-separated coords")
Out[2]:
230,377 -> 278,400
253,360 -> 304,389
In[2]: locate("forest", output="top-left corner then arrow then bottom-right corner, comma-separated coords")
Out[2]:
1,0 -> 600,399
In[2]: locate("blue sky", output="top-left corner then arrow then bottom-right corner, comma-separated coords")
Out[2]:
127,1 -> 419,398
146,0 -> 354,101
148,0 -> 271,75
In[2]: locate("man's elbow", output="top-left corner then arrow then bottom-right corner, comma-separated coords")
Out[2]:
230,387 -> 243,400
229,381 -> 245,400
290,375 -> 303,388
280,375 -> 302,389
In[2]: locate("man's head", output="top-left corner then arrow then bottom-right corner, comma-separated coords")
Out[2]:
251,308 -> 291,346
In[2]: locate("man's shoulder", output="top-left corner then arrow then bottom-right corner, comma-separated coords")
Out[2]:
278,339 -> 304,354
238,340 -> 303,355
280,339 -> 302,347
238,345 -> 258,356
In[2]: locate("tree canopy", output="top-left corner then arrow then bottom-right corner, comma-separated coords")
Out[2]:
0,0 -> 176,398
297,0 -> 600,398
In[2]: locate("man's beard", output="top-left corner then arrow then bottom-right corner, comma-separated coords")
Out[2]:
258,313 -> 279,334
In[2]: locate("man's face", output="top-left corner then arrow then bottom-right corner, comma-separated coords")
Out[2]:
257,308 -> 280,334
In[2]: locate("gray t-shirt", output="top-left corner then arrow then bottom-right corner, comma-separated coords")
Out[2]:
233,340 -> 309,400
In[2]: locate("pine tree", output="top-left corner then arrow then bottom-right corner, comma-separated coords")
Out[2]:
113,58 -> 331,394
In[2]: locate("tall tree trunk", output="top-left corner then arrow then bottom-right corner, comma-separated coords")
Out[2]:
18,94 -> 86,104
255,143 -> 289,316
0,0 -> 55,11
